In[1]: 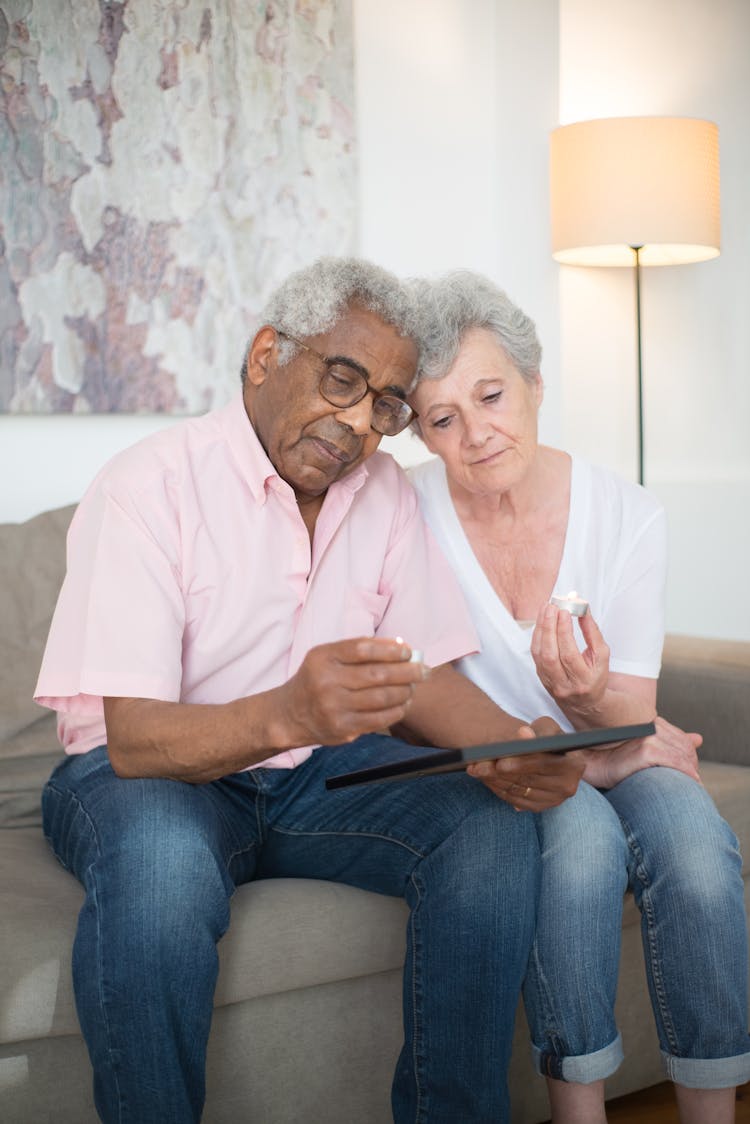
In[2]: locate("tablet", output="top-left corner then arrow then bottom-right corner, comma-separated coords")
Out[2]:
324,722 -> 656,789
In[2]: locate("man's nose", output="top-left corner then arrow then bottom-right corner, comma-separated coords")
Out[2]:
335,393 -> 376,436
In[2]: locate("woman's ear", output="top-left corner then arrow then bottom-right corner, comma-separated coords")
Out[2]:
244,326 -> 278,387
533,372 -> 544,407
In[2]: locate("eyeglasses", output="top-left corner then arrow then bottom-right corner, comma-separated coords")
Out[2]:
276,331 -> 416,437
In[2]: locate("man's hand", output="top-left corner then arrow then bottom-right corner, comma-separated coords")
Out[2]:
577,715 -> 703,789
466,718 -> 585,811
280,637 -> 428,747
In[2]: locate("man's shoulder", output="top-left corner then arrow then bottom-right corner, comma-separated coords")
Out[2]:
93,404 -> 233,497
360,448 -> 413,490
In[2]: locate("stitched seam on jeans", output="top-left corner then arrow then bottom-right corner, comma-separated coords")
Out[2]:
47,781 -> 127,1120
622,824 -> 681,1054
269,825 -> 425,857
525,942 -> 566,1056
408,869 -> 425,1123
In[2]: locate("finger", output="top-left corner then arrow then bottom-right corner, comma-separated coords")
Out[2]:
529,715 -> 562,738
333,636 -> 413,665
555,608 -> 585,671
332,656 -> 428,692
336,680 -> 418,715
321,702 -> 417,745
530,607 -> 547,663
478,749 -> 577,783
577,608 -> 605,650
472,771 -> 579,811
537,604 -> 563,667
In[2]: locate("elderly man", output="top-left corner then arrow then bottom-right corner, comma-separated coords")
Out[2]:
35,257 -> 582,1124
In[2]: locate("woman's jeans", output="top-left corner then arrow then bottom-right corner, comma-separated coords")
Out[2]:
523,768 -> 750,1087
43,737 -> 541,1124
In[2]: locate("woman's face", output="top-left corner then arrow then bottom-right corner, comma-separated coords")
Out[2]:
410,327 -> 543,497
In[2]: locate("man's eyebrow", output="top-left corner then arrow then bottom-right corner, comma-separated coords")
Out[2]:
326,353 -> 370,379
327,355 -> 408,399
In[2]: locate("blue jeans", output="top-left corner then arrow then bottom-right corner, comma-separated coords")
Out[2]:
523,768 -> 750,1087
43,737 -> 540,1124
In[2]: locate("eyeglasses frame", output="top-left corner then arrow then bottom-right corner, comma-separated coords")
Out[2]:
275,330 -> 417,436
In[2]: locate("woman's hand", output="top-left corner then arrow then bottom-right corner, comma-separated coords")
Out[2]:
467,717 -> 585,811
530,603 -> 610,716
576,715 -> 703,789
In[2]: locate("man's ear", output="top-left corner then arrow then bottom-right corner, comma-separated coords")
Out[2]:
244,326 -> 278,387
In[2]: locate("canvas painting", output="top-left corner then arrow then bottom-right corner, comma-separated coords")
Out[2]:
0,0 -> 356,413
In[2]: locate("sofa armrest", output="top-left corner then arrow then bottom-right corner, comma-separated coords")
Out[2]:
657,634 -> 750,767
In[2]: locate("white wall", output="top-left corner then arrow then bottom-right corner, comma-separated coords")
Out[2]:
354,0 -> 561,469
558,0 -> 750,640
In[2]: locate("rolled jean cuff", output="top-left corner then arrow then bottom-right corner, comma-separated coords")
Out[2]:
661,1049 -> 750,1088
531,1033 -> 623,1084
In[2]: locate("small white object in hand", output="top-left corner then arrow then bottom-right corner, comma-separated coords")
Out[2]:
550,590 -> 589,617
395,636 -> 423,663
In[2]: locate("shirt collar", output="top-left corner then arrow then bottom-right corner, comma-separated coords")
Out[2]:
220,391 -> 370,505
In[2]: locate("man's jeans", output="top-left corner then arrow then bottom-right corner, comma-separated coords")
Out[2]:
523,768 -> 750,1087
43,737 -> 540,1124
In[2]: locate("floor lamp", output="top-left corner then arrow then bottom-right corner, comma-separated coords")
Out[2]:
549,116 -> 720,485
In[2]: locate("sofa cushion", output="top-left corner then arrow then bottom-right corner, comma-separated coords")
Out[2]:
0,745 -> 59,829
660,635 -> 750,766
0,506 -> 75,752
0,827 -> 409,1045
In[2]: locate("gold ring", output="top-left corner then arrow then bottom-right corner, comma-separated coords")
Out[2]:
523,785 -> 532,797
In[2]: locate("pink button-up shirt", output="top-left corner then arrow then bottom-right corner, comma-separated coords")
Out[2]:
35,393 -> 478,768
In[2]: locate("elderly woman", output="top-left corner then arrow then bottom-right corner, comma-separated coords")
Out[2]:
406,271 -> 750,1124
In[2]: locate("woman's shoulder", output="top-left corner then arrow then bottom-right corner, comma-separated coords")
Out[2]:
573,456 -> 664,522
406,455 -> 445,501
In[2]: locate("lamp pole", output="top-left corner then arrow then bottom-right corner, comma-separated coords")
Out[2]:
632,245 -> 644,486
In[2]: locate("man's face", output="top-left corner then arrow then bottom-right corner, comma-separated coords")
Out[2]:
243,305 -> 418,507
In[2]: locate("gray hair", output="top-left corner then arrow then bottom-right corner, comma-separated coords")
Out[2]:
241,257 -> 419,381
409,270 -> 542,386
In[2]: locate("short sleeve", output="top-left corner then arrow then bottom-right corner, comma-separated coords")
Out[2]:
35,473 -> 186,712
603,504 -> 668,679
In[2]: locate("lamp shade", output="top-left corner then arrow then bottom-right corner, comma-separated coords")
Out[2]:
550,116 -> 720,266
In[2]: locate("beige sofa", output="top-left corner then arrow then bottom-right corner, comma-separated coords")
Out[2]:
1,504 -> 748,1124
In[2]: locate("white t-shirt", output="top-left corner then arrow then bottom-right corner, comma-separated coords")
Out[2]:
408,455 -> 667,731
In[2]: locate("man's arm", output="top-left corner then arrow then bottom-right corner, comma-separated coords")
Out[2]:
104,637 -> 426,783
105,640 -> 584,806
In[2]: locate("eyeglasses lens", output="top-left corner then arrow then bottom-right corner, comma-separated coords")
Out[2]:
319,367 -> 412,436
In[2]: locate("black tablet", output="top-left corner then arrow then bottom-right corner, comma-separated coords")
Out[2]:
325,722 -> 656,789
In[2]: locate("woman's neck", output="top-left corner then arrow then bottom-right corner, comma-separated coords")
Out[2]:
447,447 -> 573,621
448,446 -> 569,529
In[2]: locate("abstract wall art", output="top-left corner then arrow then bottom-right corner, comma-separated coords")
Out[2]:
0,0 -> 356,413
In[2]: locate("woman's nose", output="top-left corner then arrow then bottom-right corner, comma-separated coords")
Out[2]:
462,413 -> 490,447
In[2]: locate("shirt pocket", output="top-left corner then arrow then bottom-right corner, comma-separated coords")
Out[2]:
343,588 -> 390,638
